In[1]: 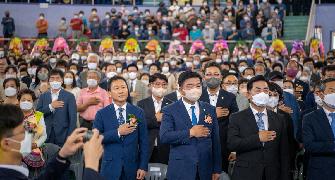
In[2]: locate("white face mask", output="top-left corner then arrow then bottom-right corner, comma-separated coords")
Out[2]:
87,79 -> 98,87
246,75 -> 254,80
50,58 -> 57,64
252,92 -> 269,107
186,62 -> 193,67
7,131 -> 32,157
267,96 -> 279,108
106,72 -> 118,79
226,85 -> 238,95
20,101 -> 33,110
122,73 -> 129,80
314,94 -> 323,107
162,66 -> 169,73
299,76 -> 309,83
4,87 -> 17,97
283,88 -> 294,95
141,80 -> 149,85
28,67 -> 37,76
128,72 -> 137,80
152,87 -> 167,98
323,93 -> 335,109
183,88 -> 202,102
50,81 -> 62,90
70,69 -> 78,75
145,59 -> 153,65
88,63 -> 97,70
117,67 -> 122,74
64,78 -> 73,85
215,59 -> 222,64
137,64 -> 143,70
239,66 -> 247,73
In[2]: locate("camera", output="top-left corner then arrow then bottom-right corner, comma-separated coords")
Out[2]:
83,130 -> 93,143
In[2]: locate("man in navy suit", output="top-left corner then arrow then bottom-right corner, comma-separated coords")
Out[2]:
137,73 -> 173,164
37,69 -> 77,146
303,78 -> 335,180
93,76 -> 149,180
160,71 -> 222,180
199,62 -> 239,172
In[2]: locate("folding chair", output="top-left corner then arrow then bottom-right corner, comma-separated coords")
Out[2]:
145,163 -> 168,180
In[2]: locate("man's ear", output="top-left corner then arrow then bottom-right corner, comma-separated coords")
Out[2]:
0,138 -> 11,152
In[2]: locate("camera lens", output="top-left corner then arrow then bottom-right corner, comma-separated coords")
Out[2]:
83,130 -> 93,143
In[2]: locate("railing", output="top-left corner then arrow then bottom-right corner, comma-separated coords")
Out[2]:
305,0 -> 316,44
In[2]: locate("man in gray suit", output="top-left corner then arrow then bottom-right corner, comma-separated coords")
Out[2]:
127,64 -> 149,105
37,69 -> 77,146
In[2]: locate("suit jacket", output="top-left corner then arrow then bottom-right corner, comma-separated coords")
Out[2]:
164,91 -> 178,103
199,88 -> 239,171
277,109 -> 299,170
137,96 -> 173,164
93,103 -> 149,180
160,100 -> 222,180
227,108 -> 289,180
128,79 -> 149,105
36,89 -> 77,146
302,108 -> 335,180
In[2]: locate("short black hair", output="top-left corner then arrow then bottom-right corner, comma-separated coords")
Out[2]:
323,65 -> 335,76
5,65 -> 18,74
269,82 -> 283,101
108,76 -> 129,91
204,62 -> 221,73
283,80 -> 295,89
303,57 -> 314,65
149,73 -> 168,84
56,59 -> 68,68
322,78 -> 335,90
238,78 -> 249,85
272,62 -> 284,71
49,69 -> 64,79
247,75 -> 269,91
0,104 -> 24,139
3,78 -> 20,89
178,71 -> 202,87
17,89 -> 37,102
242,67 -> 255,75
127,64 -> 138,71
149,63 -> 161,72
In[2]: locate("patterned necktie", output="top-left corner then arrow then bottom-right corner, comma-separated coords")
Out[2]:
190,106 -> 197,126
329,113 -> 335,138
118,107 -> 125,125
256,112 -> 265,131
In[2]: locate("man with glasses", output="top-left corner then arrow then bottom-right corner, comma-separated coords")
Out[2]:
227,75 -> 289,180
138,73 -> 173,165
199,62 -> 238,173
160,71 -> 222,180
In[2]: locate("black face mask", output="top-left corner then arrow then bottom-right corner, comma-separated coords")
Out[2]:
206,77 -> 221,89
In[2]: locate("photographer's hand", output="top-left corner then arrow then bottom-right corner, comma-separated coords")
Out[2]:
83,129 -> 104,172
58,128 -> 88,159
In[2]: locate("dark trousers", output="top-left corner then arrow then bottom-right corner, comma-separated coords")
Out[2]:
80,118 -> 93,130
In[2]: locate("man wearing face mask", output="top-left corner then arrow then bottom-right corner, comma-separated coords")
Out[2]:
267,82 -> 299,179
227,75 -> 289,180
77,70 -> 110,130
0,104 -> 105,180
37,69 -> 77,146
99,63 -> 118,91
127,64 -> 148,105
199,62 -> 238,173
137,73 -> 173,165
303,78 -> 335,180
160,71 -> 222,180
79,53 -> 105,88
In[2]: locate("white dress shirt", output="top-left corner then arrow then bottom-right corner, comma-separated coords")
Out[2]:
176,90 -> 182,100
323,107 -> 334,125
250,106 -> 268,130
182,98 -> 200,123
114,103 -> 127,123
152,96 -> 163,113
207,88 -> 219,107
0,164 -> 29,177
49,89 -> 62,112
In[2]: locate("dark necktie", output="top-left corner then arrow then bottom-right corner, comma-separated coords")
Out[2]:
191,106 -> 197,126
118,107 -> 125,125
256,112 -> 265,131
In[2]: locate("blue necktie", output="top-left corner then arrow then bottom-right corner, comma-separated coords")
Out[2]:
256,112 -> 265,131
118,107 -> 125,125
191,106 -> 197,126
329,113 -> 335,137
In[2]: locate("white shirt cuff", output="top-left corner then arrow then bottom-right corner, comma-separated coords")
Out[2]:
49,104 -> 55,112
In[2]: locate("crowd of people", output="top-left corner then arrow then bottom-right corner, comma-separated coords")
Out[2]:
1,1 -> 335,180
2,0 -> 287,41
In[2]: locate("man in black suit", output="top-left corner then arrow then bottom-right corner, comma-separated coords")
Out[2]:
227,75 -> 289,180
0,104 -> 103,180
303,78 -> 335,180
267,82 -> 299,180
138,73 -> 173,164
199,62 -> 239,172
